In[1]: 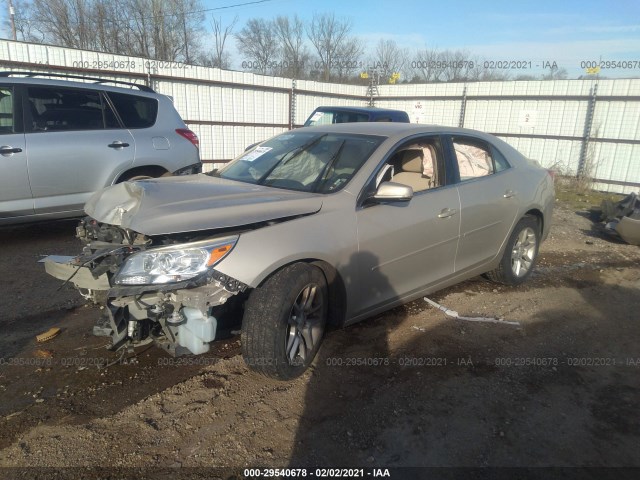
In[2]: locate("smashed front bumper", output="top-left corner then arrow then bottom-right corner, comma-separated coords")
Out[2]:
43,255 -> 247,356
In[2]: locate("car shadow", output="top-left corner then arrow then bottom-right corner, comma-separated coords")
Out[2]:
286,261 -> 640,470
0,218 -> 79,239
287,250 -> 406,466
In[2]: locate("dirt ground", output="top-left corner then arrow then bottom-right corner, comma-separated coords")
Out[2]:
0,185 -> 639,479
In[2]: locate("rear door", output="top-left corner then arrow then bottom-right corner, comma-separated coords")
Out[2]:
25,86 -> 135,214
444,135 -> 520,273
0,84 -> 32,219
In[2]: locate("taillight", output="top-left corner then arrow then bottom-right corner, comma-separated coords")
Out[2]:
547,169 -> 556,181
176,128 -> 199,149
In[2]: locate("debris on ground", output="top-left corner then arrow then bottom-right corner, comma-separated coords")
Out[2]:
424,297 -> 521,326
601,192 -> 640,245
33,349 -> 53,358
35,327 -> 61,343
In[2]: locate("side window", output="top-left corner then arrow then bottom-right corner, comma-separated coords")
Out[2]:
102,94 -> 121,129
375,137 -> 444,193
28,87 -> 107,132
0,87 -> 13,133
335,112 -> 368,123
107,92 -> 158,129
492,145 -> 511,173
452,137 -> 496,181
307,111 -> 333,126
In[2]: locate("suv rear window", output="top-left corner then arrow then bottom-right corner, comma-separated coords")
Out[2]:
108,92 -> 158,129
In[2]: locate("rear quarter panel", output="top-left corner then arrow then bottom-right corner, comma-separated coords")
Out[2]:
130,96 -> 200,174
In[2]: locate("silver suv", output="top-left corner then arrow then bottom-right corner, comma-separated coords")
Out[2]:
0,72 -> 201,225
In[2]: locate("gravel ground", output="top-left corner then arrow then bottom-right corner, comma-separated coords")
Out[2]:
0,192 -> 639,479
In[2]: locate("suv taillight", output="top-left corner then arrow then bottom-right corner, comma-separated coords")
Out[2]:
176,128 -> 199,149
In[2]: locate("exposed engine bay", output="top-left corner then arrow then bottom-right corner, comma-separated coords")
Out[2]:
45,217 -> 250,356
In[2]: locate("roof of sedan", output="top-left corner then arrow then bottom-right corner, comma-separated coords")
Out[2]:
295,122 -> 492,138
292,123 -> 525,163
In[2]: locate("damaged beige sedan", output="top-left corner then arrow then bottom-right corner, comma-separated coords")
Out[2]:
44,124 -> 554,379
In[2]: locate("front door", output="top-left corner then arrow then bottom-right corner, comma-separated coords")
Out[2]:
354,135 -> 461,316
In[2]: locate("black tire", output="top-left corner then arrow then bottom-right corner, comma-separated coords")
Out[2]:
242,263 -> 328,380
122,174 -> 153,181
485,215 -> 540,285
117,168 -> 169,183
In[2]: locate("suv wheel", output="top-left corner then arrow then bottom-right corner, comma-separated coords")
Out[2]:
118,168 -> 168,182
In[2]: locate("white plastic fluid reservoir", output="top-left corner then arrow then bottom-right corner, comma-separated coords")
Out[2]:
177,307 -> 217,355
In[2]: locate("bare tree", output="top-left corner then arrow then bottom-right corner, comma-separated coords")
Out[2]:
307,13 -> 356,81
273,15 -> 309,78
235,18 -> 279,75
332,36 -> 364,81
203,15 -> 237,69
543,65 -> 568,80
411,47 -> 440,82
4,0 -> 41,41
438,49 -> 472,82
469,59 -> 511,82
92,0 -> 130,54
369,39 -> 408,83
408,48 -> 512,83
171,0 -> 204,63
26,0 -> 204,62
30,0 -> 93,49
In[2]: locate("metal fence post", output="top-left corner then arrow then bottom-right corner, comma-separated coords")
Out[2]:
459,84 -> 467,128
289,79 -> 297,129
367,72 -> 379,107
578,81 -> 598,178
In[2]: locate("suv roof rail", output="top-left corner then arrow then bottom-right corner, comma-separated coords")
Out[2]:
0,71 -> 155,93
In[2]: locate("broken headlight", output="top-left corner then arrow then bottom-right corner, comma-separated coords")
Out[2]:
113,236 -> 238,285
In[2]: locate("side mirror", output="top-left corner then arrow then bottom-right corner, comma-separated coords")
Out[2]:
371,181 -> 413,203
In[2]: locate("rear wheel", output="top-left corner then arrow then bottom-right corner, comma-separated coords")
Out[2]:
242,263 -> 327,380
117,168 -> 169,183
485,216 -> 540,285
123,174 -> 153,181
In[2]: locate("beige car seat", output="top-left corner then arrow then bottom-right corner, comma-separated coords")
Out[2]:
392,147 -> 433,192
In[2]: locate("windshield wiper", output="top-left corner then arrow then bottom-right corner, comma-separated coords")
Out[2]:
258,134 -> 328,185
312,140 -> 346,192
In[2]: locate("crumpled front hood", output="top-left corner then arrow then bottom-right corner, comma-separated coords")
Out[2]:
84,174 -> 323,236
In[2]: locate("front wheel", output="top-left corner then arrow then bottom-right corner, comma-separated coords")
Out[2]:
241,263 -> 328,380
485,216 -> 540,285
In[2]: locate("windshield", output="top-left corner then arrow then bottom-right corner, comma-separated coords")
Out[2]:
217,132 -> 383,193
304,110 -> 370,126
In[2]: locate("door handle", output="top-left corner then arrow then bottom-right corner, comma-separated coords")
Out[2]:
438,208 -> 458,219
503,190 -> 517,198
108,141 -> 130,149
0,146 -> 23,155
